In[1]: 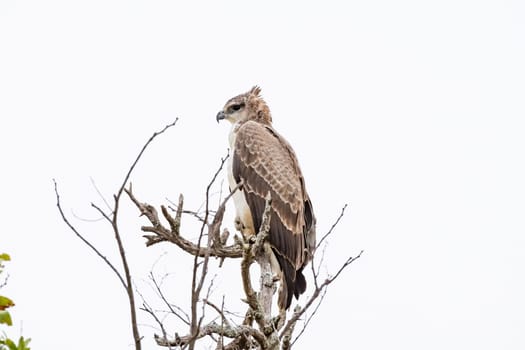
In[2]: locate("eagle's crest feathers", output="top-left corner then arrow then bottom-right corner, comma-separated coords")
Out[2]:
250,85 -> 262,96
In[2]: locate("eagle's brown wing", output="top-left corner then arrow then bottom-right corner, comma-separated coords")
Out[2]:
232,120 -> 315,309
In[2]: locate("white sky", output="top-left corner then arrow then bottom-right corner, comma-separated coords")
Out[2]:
1,1 -> 525,349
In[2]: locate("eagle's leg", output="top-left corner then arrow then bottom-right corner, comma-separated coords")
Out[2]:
234,216 -> 257,243
234,216 -> 244,233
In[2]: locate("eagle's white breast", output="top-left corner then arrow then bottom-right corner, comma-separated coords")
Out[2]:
228,124 -> 255,235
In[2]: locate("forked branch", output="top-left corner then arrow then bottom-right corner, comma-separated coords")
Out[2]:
55,119 -> 179,350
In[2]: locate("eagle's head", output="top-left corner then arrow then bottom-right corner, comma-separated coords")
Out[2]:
216,86 -> 272,125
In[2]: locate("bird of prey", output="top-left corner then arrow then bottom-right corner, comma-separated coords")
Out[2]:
216,86 -> 316,310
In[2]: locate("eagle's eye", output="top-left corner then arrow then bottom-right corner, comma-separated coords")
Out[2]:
230,103 -> 244,112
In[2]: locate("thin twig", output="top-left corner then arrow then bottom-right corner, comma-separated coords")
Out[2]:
137,288 -> 172,350
205,298 -> 231,329
312,239 -> 330,290
90,176 -> 113,213
280,250 -> 364,340
316,204 -> 347,249
210,180 -> 243,247
149,272 -> 190,326
116,118 -> 178,200
91,202 -> 113,225
53,180 -> 127,290
189,155 -> 228,350
290,288 -> 327,347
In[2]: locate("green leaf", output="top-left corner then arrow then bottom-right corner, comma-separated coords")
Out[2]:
0,254 -> 10,262
0,336 -> 30,350
17,337 -> 31,350
3,338 -> 17,350
0,338 -> 15,350
0,310 -> 13,326
0,296 -> 15,310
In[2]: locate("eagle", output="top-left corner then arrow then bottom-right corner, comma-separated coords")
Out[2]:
216,86 -> 316,310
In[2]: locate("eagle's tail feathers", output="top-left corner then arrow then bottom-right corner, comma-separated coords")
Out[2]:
274,251 -> 301,310
294,267 -> 307,298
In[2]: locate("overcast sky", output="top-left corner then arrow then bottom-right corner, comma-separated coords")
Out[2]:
1,1 -> 524,349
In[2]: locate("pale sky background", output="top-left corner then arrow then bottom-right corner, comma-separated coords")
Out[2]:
1,1 -> 525,349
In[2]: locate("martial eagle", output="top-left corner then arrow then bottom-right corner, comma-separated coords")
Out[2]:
216,86 -> 316,310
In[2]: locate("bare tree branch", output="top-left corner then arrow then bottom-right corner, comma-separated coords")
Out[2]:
116,118 -> 179,201
279,250 -> 364,341
187,155 -> 232,350
90,176 -> 112,212
90,202 -> 113,224
188,213 -> 208,350
204,298 -> 231,330
290,288 -> 327,347
217,297 -> 226,350
280,306 -> 301,350
155,321 -> 268,349
125,187 -> 244,259
53,180 -> 127,290
110,119 -> 179,350
238,194 -> 282,350
137,288 -> 172,350
210,181 -> 243,248
316,204 -> 347,250
149,272 -> 190,326
55,119 -> 179,350
240,195 -> 272,332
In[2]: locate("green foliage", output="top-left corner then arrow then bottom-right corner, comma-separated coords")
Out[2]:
0,336 -> 31,350
0,312 -> 12,327
0,253 -> 31,350
0,296 -> 15,310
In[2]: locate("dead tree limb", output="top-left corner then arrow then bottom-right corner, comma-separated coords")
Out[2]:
55,119 -> 179,350
125,187 -> 244,259
155,320 -> 269,349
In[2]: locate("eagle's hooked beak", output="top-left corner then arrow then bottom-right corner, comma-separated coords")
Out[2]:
216,111 -> 225,123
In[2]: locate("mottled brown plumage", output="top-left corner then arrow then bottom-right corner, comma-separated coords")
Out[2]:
216,86 -> 316,310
